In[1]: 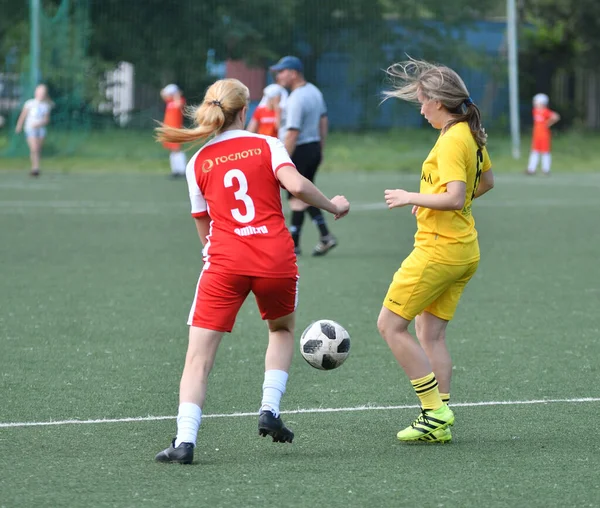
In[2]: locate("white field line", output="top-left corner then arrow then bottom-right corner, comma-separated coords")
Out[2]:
1,397 -> 599,429
348,174 -> 600,187
0,200 -> 183,209
3,172 -> 600,185
0,200 -> 184,215
351,199 -> 600,211
0,198 -> 598,216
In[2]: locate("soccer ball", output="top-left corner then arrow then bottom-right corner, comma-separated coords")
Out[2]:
300,319 -> 350,370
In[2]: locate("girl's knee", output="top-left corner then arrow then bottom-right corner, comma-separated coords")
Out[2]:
376,312 -> 387,338
377,308 -> 408,340
267,315 -> 294,334
417,329 -> 446,346
415,316 -> 423,337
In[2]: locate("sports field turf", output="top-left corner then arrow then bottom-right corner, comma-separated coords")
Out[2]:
2,128 -> 600,174
1,169 -> 599,507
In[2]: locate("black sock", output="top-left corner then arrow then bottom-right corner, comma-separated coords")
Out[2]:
289,210 -> 305,246
306,206 -> 329,238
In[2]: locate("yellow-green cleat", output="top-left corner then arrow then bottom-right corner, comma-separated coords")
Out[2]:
397,404 -> 455,442
418,427 -> 452,443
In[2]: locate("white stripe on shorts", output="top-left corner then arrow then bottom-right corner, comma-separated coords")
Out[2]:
294,274 -> 300,311
187,270 -> 204,326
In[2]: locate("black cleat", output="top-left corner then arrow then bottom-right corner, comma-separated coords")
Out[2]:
312,235 -> 337,256
155,439 -> 194,464
258,410 -> 294,443
294,245 -> 302,256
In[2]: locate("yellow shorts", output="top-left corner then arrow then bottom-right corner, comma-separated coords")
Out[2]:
383,249 -> 479,321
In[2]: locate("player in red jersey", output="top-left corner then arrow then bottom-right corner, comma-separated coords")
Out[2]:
153,78 -> 350,464
526,93 -> 560,176
247,84 -> 287,138
160,84 -> 187,178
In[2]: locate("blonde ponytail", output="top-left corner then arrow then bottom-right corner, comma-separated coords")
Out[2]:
155,78 -> 250,145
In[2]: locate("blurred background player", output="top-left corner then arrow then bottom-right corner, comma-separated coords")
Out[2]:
247,83 -> 288,138
271,56 -> 336,256
15,84 -> 52,177
526,93 -> 560,176
160,83 -> 187,178
153,78 -> 349,464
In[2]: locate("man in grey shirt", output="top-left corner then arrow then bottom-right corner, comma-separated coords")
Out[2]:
270,56 -> 337,256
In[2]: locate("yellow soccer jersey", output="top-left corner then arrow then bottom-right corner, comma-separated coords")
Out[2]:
414,122 -> 492,265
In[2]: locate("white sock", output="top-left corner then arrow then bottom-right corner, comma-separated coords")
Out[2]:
260,369 -> 288,418
175,402 -> 202,447
173,151 -> 187,174
169,152 -> 178,174
541,153 -> 552,173
527,151 -> 540,173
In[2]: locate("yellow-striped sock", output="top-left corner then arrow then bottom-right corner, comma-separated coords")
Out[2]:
440,392 -> 450,404
411,373 -> 443,411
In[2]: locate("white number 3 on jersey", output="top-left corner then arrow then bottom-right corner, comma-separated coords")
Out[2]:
224,169 -> 256,224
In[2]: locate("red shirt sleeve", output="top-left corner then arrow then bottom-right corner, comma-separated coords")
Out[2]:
252,107 -> 263,123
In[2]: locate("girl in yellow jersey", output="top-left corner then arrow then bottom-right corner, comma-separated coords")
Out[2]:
377,59 -> 495,443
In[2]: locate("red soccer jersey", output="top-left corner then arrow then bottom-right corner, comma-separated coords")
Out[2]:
163,97 -> 185,150
532,106 -> 554,152
163,97 -> 184,127
251,106 -> 278,137
187,130 -> 297,278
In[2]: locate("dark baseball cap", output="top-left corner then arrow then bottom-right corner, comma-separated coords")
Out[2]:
270,56 -> 303,73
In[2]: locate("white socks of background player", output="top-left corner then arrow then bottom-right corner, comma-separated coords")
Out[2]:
260,369 -> 289,417
175,402 -> 202,447
527,151 -> 540,173
527,151 -> 552,174
541,153 -> 551,173
169,151 -> 187,175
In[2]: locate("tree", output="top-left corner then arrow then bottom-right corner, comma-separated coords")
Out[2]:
521,0 -> 600,69
519,0 -> 600,126
0,0 -> 28,73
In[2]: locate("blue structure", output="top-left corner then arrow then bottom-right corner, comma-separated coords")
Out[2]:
317,20 -> 509,130
251,20 -> 510,130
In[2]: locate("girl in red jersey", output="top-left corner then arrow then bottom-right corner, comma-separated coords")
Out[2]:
160,84 -> 187,178
247,83 -> 288,138
526,93 -> 560,176
153,78 -> 350,464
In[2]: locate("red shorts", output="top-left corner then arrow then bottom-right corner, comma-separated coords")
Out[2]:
187,270 -> 299,332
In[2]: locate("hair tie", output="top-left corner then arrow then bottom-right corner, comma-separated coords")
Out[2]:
211,99 -> 222,108
464,97 -> 473,106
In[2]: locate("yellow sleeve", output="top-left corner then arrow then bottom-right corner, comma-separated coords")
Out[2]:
482,146 -> 492,172
437,134 -> 467,185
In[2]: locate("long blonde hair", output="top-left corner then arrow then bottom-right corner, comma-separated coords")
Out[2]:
383,59 -> 487,148
155,78 -> 250,144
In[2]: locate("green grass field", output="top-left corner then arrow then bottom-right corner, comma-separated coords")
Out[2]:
2,128 -> 600,174
1,168 -> 600,508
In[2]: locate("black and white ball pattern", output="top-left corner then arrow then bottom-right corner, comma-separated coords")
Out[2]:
300,319 -> 350,370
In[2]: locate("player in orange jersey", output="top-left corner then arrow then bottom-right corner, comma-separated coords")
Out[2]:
160,84 -> 187,178
526,93 -> 560,176
247,84 -> 288,138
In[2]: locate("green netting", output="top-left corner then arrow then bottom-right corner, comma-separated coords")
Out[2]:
1,0 -> 517,160
2,0 -> 91,156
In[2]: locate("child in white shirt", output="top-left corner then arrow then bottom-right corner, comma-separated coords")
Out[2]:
15,84 -> 52,177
